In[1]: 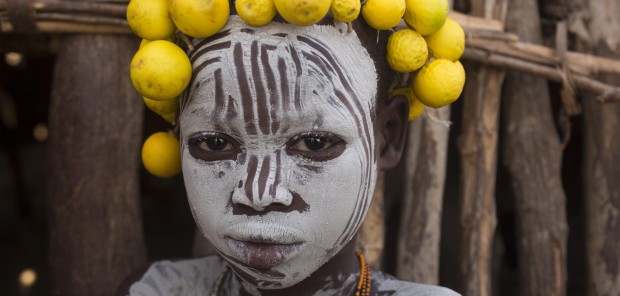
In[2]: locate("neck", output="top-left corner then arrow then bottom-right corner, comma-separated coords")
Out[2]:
233,238 -> 361,296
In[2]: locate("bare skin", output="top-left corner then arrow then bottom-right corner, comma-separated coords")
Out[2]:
121,15 -> 458,296
180,18 -> 387,289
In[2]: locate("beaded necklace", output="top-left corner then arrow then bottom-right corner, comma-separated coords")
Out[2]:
354,250 -> 372,296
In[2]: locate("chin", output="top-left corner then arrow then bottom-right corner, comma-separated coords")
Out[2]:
220,244 -> 331,289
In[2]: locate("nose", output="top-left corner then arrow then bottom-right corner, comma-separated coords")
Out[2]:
231,153 -> 292,211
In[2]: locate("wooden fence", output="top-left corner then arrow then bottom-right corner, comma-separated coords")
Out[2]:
1,0 -> 618,295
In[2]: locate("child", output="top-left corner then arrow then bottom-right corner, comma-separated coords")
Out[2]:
123,8 -> 459,296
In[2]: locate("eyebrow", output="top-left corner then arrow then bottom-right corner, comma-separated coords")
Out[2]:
184,107 -> 230,135
183,31 -> 372,144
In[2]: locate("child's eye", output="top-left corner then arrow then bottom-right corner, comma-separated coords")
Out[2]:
287,132 -> 345,161
188,133 -> 239,161
197,137 -> 234,152
292,135 -> 332,151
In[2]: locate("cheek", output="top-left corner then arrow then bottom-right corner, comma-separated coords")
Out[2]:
289,144 -> 372,230
295,157 -> 361,202
181,155 -> 240,228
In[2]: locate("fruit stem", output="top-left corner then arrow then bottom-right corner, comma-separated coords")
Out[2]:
399,72 -> 411,87
177,31 -> 195,51
425,108 -> 452,128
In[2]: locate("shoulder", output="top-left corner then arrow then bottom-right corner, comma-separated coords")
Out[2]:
116,256 -> 227,296
373,271 -> 460,296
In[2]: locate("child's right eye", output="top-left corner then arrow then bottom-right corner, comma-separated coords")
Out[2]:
196,136 -> 234,152
188,133 -> 240,161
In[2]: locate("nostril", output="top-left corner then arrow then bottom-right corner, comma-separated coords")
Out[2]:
231,186 -> 256,208
230,188 -> 309,216
231,202 -> 266,216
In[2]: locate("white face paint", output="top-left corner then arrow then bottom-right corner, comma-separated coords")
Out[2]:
180,16 -> 378,289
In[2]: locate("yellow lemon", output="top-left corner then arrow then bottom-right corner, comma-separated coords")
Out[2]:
274,0 -> 331,26
331,0 -> 361,23
386,29 -> 428,73
139,39 -> 150,49
130,40 -> 192,100
404,0 -> 449,36
143,97 -> 180,115
389,87 -> 424,120
424,18 -> 464,61
142,132 -> 181,178
169,0 -> 230,38
412,58 -> 465,108
361,0 -> 405,30
236,0 -> 277,26
139,35 -> 176,49
408,91 -> 425,120
126,0 -> 177,40
455,59 -> 465,76
160,112 -> 177,124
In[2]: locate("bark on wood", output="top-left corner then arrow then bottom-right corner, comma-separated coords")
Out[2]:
456,0 -> 506,295
47,35 -> 146,296
396,107 -> 450,284
582,0 -> 620,294
583,68 -> 620,296
465,38 -> 620,77
462,47 -> 620,103
0,20 -> 132,33
457,62 -> 502,296
502,1 -> 568,295
448,11 -> 505,31
357,172 -> 386,269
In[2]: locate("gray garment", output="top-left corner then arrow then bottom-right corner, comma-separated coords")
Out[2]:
128,256 -> 460,296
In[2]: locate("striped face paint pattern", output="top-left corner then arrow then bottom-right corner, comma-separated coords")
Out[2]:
180,16 -> 378,289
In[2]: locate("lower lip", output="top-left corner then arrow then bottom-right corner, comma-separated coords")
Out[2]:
226,238 -> 303,270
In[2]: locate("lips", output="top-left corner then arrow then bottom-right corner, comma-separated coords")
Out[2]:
224,222 -> 305,270
226,238 -> 303,269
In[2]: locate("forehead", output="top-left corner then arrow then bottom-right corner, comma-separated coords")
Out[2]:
180,17 -> 377,125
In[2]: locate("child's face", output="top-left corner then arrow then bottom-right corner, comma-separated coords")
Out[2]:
180,17 -> 378,288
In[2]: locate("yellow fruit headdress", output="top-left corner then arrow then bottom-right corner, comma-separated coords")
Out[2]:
126,0 -> 466,177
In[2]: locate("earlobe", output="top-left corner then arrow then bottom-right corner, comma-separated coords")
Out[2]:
377,94 -> 409,170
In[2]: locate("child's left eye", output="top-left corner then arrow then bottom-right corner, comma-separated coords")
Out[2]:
292,135 -> 333,151
287,132 -> 345,161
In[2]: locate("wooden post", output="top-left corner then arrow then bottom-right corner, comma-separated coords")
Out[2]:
502,0 -> 568,295
583,68 -> 620,296
456,0 -> 507,295
47,35 -> 146,296
396,108 -> 450,284
581,0 -> 620,294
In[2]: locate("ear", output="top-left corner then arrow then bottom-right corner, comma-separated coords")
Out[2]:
376,94 -> 409,170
